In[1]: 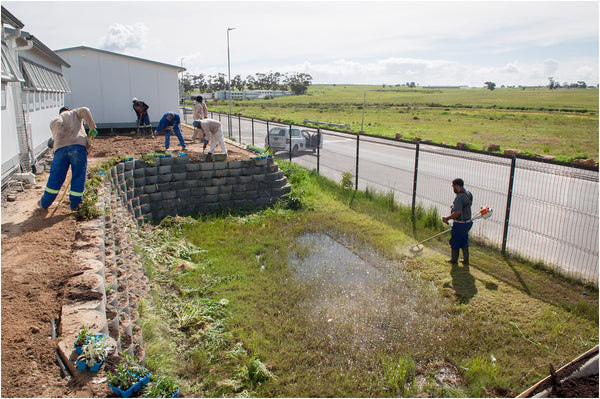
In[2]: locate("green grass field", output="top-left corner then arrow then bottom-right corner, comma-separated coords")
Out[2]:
204,85 -> 599,162
138,162 -> 598,398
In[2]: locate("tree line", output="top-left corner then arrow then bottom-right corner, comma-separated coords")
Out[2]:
181,71 -> 313,95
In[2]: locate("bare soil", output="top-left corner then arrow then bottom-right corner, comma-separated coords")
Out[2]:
1,128 -> 255,397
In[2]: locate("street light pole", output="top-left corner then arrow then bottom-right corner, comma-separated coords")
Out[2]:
227,27 -> 235,138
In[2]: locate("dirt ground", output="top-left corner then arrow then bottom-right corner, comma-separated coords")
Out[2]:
1,127 -> 255,397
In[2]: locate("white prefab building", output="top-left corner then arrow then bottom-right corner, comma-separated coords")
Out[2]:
55,46 -> 185,130
2,6 -> 71,181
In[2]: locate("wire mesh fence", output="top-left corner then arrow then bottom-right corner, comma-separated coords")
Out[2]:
182,110 -> 599,285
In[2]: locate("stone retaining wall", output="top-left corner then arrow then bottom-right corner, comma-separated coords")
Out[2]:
111,155 -> 291,223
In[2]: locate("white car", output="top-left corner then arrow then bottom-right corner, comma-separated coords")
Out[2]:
264,127 -> 322,154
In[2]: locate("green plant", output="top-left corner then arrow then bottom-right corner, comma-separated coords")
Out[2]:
141,374 -> 179,398
340,171 -> 354,190
77,335 -> 111,366
247,357 -> 275,384
74,325 -> 90,346
107,354 -> 150,391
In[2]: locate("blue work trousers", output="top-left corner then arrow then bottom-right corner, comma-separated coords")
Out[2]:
164,126 -> 186,150
137,113 -> 150,126
40,144 -> 87,210
449,221 -> 473,249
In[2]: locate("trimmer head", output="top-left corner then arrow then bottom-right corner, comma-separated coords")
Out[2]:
409,243 -> 424,253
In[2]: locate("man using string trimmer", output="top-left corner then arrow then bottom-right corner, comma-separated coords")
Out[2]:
442,178 -> 473,265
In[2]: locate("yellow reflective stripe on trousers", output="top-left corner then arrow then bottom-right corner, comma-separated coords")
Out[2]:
70,190 -> 84,197
45,186 -> 60,194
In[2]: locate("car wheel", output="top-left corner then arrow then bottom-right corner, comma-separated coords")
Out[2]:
292,145 -> 299,155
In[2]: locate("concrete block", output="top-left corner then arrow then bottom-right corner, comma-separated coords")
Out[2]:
170,180 -> 184,190
186,163 -> 201,172
200,163 -> 214,171
144,184 -> 157,194
172,164 -> 187,173
158,174 -> 172,183
116,163 -> 125,173
160,157 -> 175,165
184,180 -> 199,188
125,160 -> 135,171
205,186 -> 219,195
185,171 -> 202,180
213,162 -> 227,170
158,165 -> 172,174
239,175 -> 253,184
141,203 -> 151,214
271,178 -> 288,188
240,160 -> 254,169
228,160 -> 242,169
228,168 -> 242,177
172,172 -> 186,181
139,194 -> 149,204
226,176 -> 240,185
200,170 -> 215,179
191,187 -> 205,197
204,194 -> 218,203
174,155 -> 189,164
253,174 -> 266,182
245,190 -> 258,199
134,177 -> 146,186
145,175 -> 158,184
218,185 -> 232,194
213,168 -> 229,177
133,187 -> 143,197
163,191 -> 177,200
145,167 -> 158,176
232,184 -> 245,193
212,177 -> 227,186
133,168 -> 146,178
176,189 -> 191,199
218,193 -> 231,201
149,192 -> 162,202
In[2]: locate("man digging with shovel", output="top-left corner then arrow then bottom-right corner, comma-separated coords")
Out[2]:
442,178 -> 473,265
38,106 -> 97,212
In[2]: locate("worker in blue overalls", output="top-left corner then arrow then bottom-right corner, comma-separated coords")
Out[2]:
155,111 -> 187,151
38,106 -> 98,211
442,178 -> 473,265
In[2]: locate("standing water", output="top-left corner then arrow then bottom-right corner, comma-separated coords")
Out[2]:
289,233 -> 454,358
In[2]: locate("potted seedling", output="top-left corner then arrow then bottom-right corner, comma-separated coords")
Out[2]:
73,325 -> 90,355
76,335 -> 111,372
108,354 -> 151,398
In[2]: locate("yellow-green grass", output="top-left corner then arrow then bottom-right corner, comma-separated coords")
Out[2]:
204,85 -> 599,161
138,163 -> 597,397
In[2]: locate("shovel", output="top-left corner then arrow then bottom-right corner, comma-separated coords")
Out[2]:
409,206 -> 492,253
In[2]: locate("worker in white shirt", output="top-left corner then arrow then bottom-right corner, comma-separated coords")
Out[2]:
192,118 -> 227,162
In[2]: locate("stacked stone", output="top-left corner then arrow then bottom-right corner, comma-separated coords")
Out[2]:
113,155 -> 291,223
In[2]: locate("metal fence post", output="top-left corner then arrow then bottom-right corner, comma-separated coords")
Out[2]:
502,156 -> 517,253
317,128 -> 321,174
238,114 -> 241,143
289,124 -> 292,163
411,142 -> 420,221
355,130 -> 360,191
266,121 -> 270,148
251,118 -> 255,146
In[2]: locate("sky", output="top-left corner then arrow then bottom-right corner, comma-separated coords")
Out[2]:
3,0 -> 599,87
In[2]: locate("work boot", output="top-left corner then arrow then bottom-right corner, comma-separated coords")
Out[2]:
446,249 -> 459,264
205,153 -> 212,162
461,247 -> 470,265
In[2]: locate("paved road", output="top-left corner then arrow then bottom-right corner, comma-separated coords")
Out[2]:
188,112 -> 599,284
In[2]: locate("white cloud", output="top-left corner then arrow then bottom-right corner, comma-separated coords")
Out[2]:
100,23 -> 148,52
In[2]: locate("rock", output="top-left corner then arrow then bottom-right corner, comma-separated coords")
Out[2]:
30,326 -> 40,334
487,144 -> 501,152
457,141 -> 470,149
6,194 -> 17,202
504,149 -> 521,156
395,132 -> 402,139
573,158 -> 597,167
535,154 -> 555,161
413,137 -> 421,142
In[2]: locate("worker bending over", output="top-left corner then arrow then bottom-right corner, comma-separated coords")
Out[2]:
39,106 -> 97,211
155,111 -> 187,151
192,118 -> 227,161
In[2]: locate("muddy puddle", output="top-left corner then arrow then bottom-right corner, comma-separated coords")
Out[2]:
289,233 -> 454,357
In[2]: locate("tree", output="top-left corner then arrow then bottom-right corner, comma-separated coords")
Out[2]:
484,81 -> 496,91
285,72 -> 313,95
548,77 -> 560,90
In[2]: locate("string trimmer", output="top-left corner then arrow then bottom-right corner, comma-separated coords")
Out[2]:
409,206 -> 493,253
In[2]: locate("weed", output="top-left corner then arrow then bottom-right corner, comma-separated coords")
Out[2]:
340,170 -> 354,190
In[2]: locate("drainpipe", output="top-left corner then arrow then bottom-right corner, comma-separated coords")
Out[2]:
10,36 -> 36,175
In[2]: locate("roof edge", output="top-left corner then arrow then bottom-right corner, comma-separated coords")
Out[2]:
54,46 -> 186,72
